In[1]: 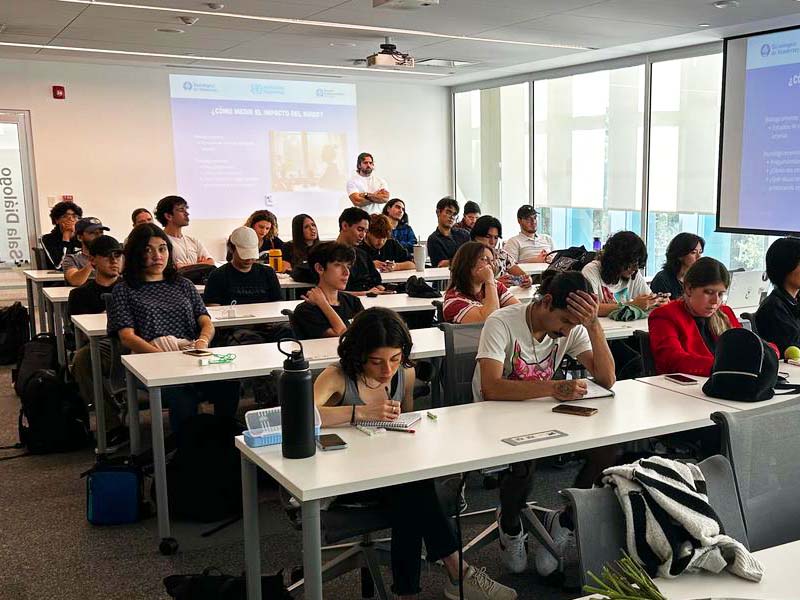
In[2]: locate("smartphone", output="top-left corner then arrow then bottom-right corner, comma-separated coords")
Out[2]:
665,374 -> 698,385
183,349 -> 213,357
317,433 -> 348,451
552,404 -> 598,417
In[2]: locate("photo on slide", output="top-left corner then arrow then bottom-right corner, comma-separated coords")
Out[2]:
268,131 -> 348,192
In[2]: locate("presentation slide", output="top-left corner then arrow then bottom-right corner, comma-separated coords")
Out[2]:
169,74 -> 357,227
719,28 -> 800,233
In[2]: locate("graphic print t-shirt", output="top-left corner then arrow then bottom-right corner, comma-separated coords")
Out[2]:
472,303 -> 592,401
581,260 -> 651,304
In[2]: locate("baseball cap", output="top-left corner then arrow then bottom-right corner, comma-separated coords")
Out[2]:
517,205 -> 538,220
229,226 -> 260,260
88,235 -> 122,257
76,217 -> 110,235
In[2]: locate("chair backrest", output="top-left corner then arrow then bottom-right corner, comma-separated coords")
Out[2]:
633,329 -> 656,377
102,293 -> 128,396
431,300 -> 444,324
563,454 -> 748,585
31,245 -> 48,270
712,400 -> 800,551
280,308 -> 301,339
438,321 -> 483,406
740,311 -> 756,334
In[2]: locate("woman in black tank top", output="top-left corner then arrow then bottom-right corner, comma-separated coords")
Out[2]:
313,308 -> 517,599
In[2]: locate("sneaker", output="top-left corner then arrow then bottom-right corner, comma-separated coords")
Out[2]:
444,566 -> 517,600
496,508 -> 528,573
531,510 -> 570,577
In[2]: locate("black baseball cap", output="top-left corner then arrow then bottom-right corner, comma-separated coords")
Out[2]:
76,217 -> 110,235
517,205 -> 538,219
88,235 -> 122,257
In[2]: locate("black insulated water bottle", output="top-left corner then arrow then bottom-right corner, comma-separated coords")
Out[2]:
278,339 -> 315,459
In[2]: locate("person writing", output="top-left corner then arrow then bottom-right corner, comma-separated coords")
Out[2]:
755,237 -> 800,355
443,242 -> 519,324
314,307 -> 518,600
650,233 -> 705,300
362,214 -> 415,273
455,201 -> 481,233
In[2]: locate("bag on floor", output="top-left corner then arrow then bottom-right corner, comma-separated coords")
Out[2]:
83,456 -> 147,525
12,333 -> 57,397
0,302 -> 30,365
165,414 -> 244,523
164,568 -> 291,600
18,368 -> 91,453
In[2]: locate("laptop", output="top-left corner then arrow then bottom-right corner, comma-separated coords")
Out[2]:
726,270 -> 769,309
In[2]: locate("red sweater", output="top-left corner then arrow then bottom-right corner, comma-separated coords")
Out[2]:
648,300 -> 742,377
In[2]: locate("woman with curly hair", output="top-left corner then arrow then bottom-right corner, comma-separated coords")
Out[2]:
313,307 -> 517,600
581,230 -> 666,316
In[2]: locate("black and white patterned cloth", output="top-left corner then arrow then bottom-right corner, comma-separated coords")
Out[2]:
602,456 -> 763,582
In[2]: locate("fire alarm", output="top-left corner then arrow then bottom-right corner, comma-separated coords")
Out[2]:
52,85 -> 65,100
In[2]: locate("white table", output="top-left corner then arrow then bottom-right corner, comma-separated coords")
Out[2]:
23,269 -> 66,336
120,327 -> 446,554
237,379 -> 725,600
279,266 -> 454,290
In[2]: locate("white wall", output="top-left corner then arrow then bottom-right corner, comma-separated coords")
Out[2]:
0,58 -> 451,258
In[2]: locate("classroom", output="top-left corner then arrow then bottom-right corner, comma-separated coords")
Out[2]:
2,1 -> 800,599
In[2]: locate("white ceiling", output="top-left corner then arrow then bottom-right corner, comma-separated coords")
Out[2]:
1,0 -> 800,85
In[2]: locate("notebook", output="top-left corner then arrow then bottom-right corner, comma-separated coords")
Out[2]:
356,413 -> 422,430
543,379 -> 614,402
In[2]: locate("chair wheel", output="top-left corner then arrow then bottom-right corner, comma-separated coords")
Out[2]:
159,537 -> 179,555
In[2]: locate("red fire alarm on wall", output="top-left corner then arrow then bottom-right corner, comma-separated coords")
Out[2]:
52,85 -> 66,100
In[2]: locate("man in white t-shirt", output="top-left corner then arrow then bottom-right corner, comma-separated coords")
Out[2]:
346,152 -> 390,214
154,195 -> 214,269
473,271 -> 616,577
503,205 -> 555,264
580,230 -> 666,317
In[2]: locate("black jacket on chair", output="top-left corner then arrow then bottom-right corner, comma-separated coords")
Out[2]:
754,287 -> 800,356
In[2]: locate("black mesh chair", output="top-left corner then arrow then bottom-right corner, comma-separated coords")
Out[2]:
562,454 -> 749,586
712,400 -> 800,551
437,321 -> 483,407
739,311 -> 757,334
633,329 -> 657,377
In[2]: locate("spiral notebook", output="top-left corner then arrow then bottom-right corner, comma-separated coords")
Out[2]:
356,413 -> 422,430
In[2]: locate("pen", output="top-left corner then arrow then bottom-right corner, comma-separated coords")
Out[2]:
355,425 -> 375,437
386,428 -> 415,434
426,411 -> 438,420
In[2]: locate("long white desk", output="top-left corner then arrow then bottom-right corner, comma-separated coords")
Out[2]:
236,379 -> 727,600
23,269 -> 66,336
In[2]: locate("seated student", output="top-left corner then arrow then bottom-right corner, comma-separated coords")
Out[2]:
650,233 -> 705,300
337,207 -> 387,295
283,213 -> 320,268
427,197 -> 470,268
154,195 -> 215,268
69,235 -> 125,447
470,215 -> 532,288
107,223 -> 239,434
315,307 -> 517,600
455,200 -> 481,233
131,208 -> 153,226
292,242 -> 364,340
474,271 -> 616,575
649,257 -> 742,376
63,217 -> 110,286
756,237 -> 800,355
244,210 -> 286,266
503,206 -> 554,264
581,230 -> 665,317
362,214 -> 415,272
41,201 -> 82,269
443,242 -> 519,324
382,198 -> 417,253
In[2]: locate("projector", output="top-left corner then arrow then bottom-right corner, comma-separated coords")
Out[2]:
366,40 -> 415,69
373,0 -> 439,8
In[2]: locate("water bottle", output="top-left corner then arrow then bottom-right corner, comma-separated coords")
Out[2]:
278,339 -> 315,459
592,237 -> 602,252
413,244 -> 426,271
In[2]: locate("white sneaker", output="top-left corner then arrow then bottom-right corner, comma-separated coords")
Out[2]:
495,508 -> 528,574
443,565 -> 518,600
531,510 -> 570,577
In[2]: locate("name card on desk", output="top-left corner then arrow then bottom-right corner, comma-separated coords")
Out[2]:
502,430 -> 566,446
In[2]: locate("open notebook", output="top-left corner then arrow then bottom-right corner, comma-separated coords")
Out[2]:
544,379 -> 614,402
356,412 -> 422,430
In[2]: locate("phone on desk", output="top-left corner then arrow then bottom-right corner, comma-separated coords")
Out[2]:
665,374 -> 698,385
183,349 -> 213,357
552,404 -> 598,417
317,433 -> 347,451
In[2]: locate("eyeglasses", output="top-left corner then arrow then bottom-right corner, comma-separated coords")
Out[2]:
61,213 -> 79,220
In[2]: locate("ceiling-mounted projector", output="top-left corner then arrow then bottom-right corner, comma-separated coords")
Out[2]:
366,39 -> 415,69
373,0 -> 439,8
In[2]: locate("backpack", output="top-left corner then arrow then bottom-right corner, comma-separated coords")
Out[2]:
545,246 -> 596,274
165,414 -> 244,523
177,263 -> 215,284
83,455 -> 149,525
12,333 -> 58,398
0,302 -> 30,365
290,261 -> 316,284
18,369 -> 91,454
164,568 -> 291,600
702,328 -> 800,402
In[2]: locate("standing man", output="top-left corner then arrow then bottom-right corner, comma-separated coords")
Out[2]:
426,197 -> 470,268
346,152 -> 390,214
154,195 -> 215,268
336,207 -> 387,295
504,205 -> 555,264
63,217 -> 110,286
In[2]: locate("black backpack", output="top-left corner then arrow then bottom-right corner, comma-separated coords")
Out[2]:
545,246 -> 596,274
165,414 -> 244,523
18,369 -> 91,453
13,333 -> 58,398
702,328 -> 800,402
164,568 -> 291,600
0,302 -> 30,365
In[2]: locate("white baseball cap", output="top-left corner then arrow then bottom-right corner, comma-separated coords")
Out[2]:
229,226 -> 260,260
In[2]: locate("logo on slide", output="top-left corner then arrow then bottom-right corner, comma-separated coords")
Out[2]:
761,44 -> 771,57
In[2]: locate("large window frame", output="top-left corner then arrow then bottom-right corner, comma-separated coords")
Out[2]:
451,42 -> 728,273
